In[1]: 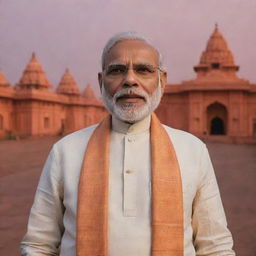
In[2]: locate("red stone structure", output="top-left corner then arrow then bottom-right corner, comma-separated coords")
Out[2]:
0,53 -> 106,139
156,25 -> 256,143
1,26 -> 256,142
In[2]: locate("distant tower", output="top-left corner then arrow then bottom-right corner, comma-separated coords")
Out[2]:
57,68 -> 80,95
17,52 -> 52,90
0,71 -> 11,88
83,85 -> 98,102
194,25 -> 239,78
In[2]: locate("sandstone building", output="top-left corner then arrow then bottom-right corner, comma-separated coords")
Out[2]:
1,26 -> 256,142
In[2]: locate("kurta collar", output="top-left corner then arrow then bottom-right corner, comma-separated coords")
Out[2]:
112,115 -> 151,134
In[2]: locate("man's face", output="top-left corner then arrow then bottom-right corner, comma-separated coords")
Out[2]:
98,39 -> 167,123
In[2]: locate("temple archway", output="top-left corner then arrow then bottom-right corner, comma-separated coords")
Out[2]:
211,117 -> 225,134
207,103 -> 228,135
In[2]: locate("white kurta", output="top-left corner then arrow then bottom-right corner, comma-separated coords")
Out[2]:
21,116 -> 235,256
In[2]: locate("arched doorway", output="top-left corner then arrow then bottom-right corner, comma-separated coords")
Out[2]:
207,103 -> 228,135
211,117 -> 225,134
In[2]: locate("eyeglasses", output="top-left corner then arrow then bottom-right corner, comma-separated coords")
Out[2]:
104,63 -> 161,79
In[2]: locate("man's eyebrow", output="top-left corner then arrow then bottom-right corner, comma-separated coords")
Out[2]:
107,62 -> 156,67
133,62 -> 156,67
107,62 -> 125,68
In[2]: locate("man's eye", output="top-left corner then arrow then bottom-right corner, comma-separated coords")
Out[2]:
136,66 -> 154,74
107,68 -> 125,75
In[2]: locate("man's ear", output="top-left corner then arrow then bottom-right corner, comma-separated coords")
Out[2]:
160,71 -> 167,94
98,72 -> 103,92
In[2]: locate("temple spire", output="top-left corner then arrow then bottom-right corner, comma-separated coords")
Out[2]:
194,24 -> 239,78
57,68 -> 80,95
0,71 -> 11,88
17,52 -> 51,90
215,22 -> 218,31
83,85 -> 97,99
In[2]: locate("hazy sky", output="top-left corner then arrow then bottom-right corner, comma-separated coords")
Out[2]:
1,0 -> 256,95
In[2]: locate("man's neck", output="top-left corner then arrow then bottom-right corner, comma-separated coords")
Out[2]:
111,115 -> 151,134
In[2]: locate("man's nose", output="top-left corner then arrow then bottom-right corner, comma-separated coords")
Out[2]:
122,68 -> 138,87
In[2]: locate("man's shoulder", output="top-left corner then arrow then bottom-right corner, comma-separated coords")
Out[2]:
162,124 -> 206,150
53,124 -> 98,150
162,125 -> 208,168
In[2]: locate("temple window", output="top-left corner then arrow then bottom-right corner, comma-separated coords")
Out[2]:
44,117 -> 50,129
211,63 -> 220,69
0,115 -> 3,130
60,119 -> 65,135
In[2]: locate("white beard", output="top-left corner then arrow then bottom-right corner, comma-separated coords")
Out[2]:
101,77 -> 162,123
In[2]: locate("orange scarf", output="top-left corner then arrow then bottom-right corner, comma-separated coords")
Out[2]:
76,113 -> 183,256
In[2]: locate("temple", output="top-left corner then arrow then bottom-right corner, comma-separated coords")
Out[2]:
1,26 -> 256,142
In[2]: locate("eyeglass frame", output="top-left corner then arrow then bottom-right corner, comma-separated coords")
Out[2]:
103,62 -> 165,79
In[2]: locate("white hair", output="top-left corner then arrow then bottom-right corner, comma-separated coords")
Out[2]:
101,31 -> 165,72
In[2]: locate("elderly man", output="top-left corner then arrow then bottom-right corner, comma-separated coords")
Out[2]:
21,32 -> 235,256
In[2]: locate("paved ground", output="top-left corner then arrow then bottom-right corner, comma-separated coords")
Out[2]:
0,137 -> 255,256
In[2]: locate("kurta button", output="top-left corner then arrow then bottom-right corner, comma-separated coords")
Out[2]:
128,137 -> 133,142
126,170 -> 133,174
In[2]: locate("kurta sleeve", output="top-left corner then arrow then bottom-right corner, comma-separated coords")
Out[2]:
192,145 -> 235,256
20,145 -> 65,255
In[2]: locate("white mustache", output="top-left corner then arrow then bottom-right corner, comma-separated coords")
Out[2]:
113,88 -> 148,103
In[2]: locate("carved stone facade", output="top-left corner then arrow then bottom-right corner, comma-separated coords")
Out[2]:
156,25 -> 256,142
0,54 -> 107,139
1,26 -> 256,142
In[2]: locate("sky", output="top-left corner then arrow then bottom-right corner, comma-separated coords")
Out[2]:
1,0 -> 256,95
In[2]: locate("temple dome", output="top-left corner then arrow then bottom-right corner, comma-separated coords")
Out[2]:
194,25 -> 239,75
17,52 -> 51,89
0,71 -> 10,87
57,68 -> 80,95
83,85 -> 97,99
